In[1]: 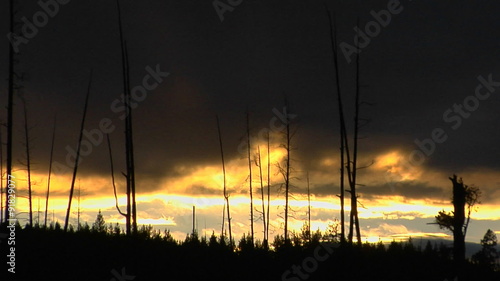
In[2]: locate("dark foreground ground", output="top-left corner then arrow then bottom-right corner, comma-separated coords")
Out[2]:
1,223 -> 499,281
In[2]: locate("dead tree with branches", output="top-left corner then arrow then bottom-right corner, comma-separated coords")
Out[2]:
245,110 -> 254,245
217,115 -> 233,249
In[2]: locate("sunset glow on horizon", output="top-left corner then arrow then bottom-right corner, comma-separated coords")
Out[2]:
7,147 -> 500,244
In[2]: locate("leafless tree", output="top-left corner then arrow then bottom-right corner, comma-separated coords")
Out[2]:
63,71 -> 92,232
326,8 -> 363,244
0,124 -> 4,224
44,116 -> 56,227
217,115 -> 233,249
246,110 -> 254,245
4,0 -> 15,224
349,19 -> 362,244
117,0 -> 137,235
20,98 -> 33,226
106,134 -> 128,223
276,99 -> 296,243
256,145 -> 266,246
306,172 -> 311,243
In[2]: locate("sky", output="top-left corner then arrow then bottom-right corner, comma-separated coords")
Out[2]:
0,0 -> 499,247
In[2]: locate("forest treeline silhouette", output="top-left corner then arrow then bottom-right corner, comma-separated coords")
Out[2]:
0,218 -> 499,281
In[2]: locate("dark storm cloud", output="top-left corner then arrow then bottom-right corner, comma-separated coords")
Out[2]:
311,180 -> 447,201
358,181 -> 446,201
0,0 -> 499,196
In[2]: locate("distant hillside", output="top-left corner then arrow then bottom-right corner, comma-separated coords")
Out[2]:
405,237 -> 499,258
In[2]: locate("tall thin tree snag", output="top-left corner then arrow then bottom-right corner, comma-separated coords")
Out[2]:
350,19 -> 362,244
107,134 -> 127,220
433,175 -> 480,277
63,71 -> 92,232
0,125 -> 4,224
117,0 -> 137,235
306,172 -> 311,243
257,146 -> 267,246
246,110 -> 254,245
221,201 -> 225,237
277,98 -> 294,243
21,98 -> 33,226
326,8 -> 362,244
326,7 -> 346,243
4,0 -> 15,224
126,42 -> 138,235
266,132 -> 271,246
451,175 -> 466,268
44,115 -> 56,227
217,115 -> 232,249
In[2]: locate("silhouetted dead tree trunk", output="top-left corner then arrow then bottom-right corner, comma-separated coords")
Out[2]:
266,133 -> 271,247
451,175 -> 466,270
217,115 -> 232,249
246,110 -> 254,245
277,98 -> 294,243
117,0 -> 137,235
44,115 -> 56,227
433,175 -> 480,279
326,9 -> 362,244
63,71 -> 92,232
125,42 -> 138,235
257,146 -> 266,247
326,8 -> 347,243
4,0 -> 15,224
307,172 -> 311,243
221,201 -> 225,237
351,20 -> 362,244
21,98 -> 33,226
107,134 -> 127,220
0,125 -> 3,224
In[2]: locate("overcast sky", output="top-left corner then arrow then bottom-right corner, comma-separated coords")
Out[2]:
1,0 -> 499,244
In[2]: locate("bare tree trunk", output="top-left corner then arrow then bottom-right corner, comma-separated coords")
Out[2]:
21,99 -> 33,226
246,110 -> 254,245
221,201 -> 225,237
125,42 -> 137,235
283,99 -> 291,243
351,22 -> 362,244
307,172 -> 311,243
107,134 -> 127,220
117,0 -> 137,235
257,146 -> 266,246
76,182 -> 81,230
266,133 -> 271,247
63,72 -> 92,232
217,115 -> 232,249
326,9 -> 362,244
192,206 -> 196,235
5,0 -> 15,224
326,8 -> 346,243
0,126 -> 3,224
44,116 -> 56,227
450,175 -> 466,274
